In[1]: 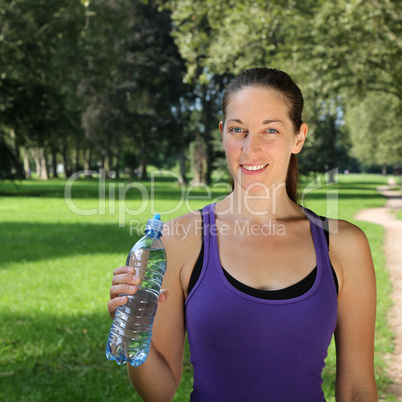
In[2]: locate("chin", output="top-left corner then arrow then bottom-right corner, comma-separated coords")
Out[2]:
237,183 -> 271,195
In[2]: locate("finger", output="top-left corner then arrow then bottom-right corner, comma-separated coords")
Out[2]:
111,273 -> 141,286
107,296 -> 128,319
110,284 -> 138,299
113,265 -> 135,276
158,289 -> 169,304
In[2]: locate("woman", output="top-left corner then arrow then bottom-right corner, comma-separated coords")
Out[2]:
108,68 -> 377,401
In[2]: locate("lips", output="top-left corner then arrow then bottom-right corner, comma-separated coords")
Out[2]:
239,163 -> 269,174
241,164 -> 268,171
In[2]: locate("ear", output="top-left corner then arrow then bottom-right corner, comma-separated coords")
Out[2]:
292,123 -> 308,154
219,121 -> 227,151
219,121 -> 224,138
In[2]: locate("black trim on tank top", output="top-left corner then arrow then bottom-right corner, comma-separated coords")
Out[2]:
222,264 -> 318,300
187,209 -> 339,299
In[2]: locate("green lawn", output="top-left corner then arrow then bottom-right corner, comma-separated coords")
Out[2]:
0,173 -> 395,401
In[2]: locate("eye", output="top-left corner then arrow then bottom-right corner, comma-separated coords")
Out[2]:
265,128 -> 279,134
229,127 -> 245,134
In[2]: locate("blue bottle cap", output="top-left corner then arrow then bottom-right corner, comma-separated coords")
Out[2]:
145,214 -> 164,235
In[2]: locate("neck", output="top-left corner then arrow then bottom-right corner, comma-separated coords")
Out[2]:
218,183 -> 302,224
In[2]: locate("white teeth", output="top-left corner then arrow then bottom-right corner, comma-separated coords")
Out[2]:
242,164 -> 267,171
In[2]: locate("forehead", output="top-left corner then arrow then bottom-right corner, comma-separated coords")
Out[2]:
225,86 -> 290,118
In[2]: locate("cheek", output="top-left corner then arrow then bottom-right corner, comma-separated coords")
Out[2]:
269,139 -> 292,154
223,139 -> 240,156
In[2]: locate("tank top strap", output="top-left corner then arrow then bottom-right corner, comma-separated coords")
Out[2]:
186,203 -> 337,304
185,203 -> 217,305
302,207 -> 338,300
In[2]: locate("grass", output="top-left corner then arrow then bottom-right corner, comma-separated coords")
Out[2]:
0,173 -> 395,401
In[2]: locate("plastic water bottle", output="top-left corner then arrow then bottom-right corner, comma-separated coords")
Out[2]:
106,214 -> 166,367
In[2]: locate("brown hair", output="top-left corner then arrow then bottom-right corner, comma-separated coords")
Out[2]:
222,68 -> 304,202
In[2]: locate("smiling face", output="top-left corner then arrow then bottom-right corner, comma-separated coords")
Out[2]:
220,86 -> 307,194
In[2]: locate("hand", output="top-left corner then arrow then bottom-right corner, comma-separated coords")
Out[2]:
108,265 -> 169,319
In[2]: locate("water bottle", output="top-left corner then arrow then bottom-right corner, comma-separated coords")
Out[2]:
106,213 -> 167,367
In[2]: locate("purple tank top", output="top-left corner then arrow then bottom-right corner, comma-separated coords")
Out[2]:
185,203 -> 338,401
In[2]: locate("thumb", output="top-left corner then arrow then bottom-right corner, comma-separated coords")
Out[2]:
158,289 -> 169,303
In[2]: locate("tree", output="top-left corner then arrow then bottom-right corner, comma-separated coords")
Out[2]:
161,0 -> 238,184
0,0 -> 191,180
0,129 -> 24,180
0,0 -> 86,179
164,0 -> 401,174
2,0 -> 400,181
344,92 -> 402,172
78,0 -> 188,179
308,0 -> 402,100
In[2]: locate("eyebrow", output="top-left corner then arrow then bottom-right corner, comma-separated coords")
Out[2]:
227,119 -> 284,125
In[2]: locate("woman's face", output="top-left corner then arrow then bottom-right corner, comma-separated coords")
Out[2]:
220,86 -> 307,194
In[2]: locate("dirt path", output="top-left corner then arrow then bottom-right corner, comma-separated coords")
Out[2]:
354,178 -> 402,400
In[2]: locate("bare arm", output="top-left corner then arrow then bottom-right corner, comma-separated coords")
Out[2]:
329,221 -> 378,401
126,246 -> 186,401
107,214 -> 200,401
108,264 -> 184,401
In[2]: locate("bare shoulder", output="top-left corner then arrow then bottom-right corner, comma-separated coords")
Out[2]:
327,218 -> 375,295
328,218 -> 371,256
162,210 -> 202,253
161,211 -> 203,289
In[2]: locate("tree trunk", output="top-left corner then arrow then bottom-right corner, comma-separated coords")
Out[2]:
114,148 -> 120,179
62,144 -> 71,178
40,147 -> 49,180
191,136 -> 206,184
382,164 -> 387,175
104,154 -> 111,177
178,147 -> 187,185
141,158 -> 147,180
103,129 -> 112,177
202,86 -> 213,185
328,169 -> 336,184
8,129 -> 25,179
51,147 -> 58,178
32,148 -> 48,180
174,101 -> 188,185
139,138 -> 148,180
23,148 -> 31,179
84,147 -> 92,176
178,124 -> 188,184
327,116 -> 337,183
74,142 -> 80,173
32,149 -> 41,179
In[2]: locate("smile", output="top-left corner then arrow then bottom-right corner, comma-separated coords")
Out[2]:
240,164 -> 269,171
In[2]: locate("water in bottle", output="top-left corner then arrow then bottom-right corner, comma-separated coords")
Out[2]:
106,213 -> 167,367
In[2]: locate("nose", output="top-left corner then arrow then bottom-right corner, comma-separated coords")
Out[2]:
242,134 -> 263,157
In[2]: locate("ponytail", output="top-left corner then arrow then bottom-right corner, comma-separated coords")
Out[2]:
286,154 -> 299,203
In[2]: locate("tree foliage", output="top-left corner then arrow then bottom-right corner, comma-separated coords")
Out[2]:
0,0 -> 192,180
165,0 -> 401,174
345,92 -> 402,166
309,0 -> 402,100
0,0 -> 400,181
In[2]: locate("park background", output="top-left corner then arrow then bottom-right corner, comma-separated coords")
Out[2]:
0,0 -> 401,400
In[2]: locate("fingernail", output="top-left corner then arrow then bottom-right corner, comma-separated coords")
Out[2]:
129,285 -> 136,291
